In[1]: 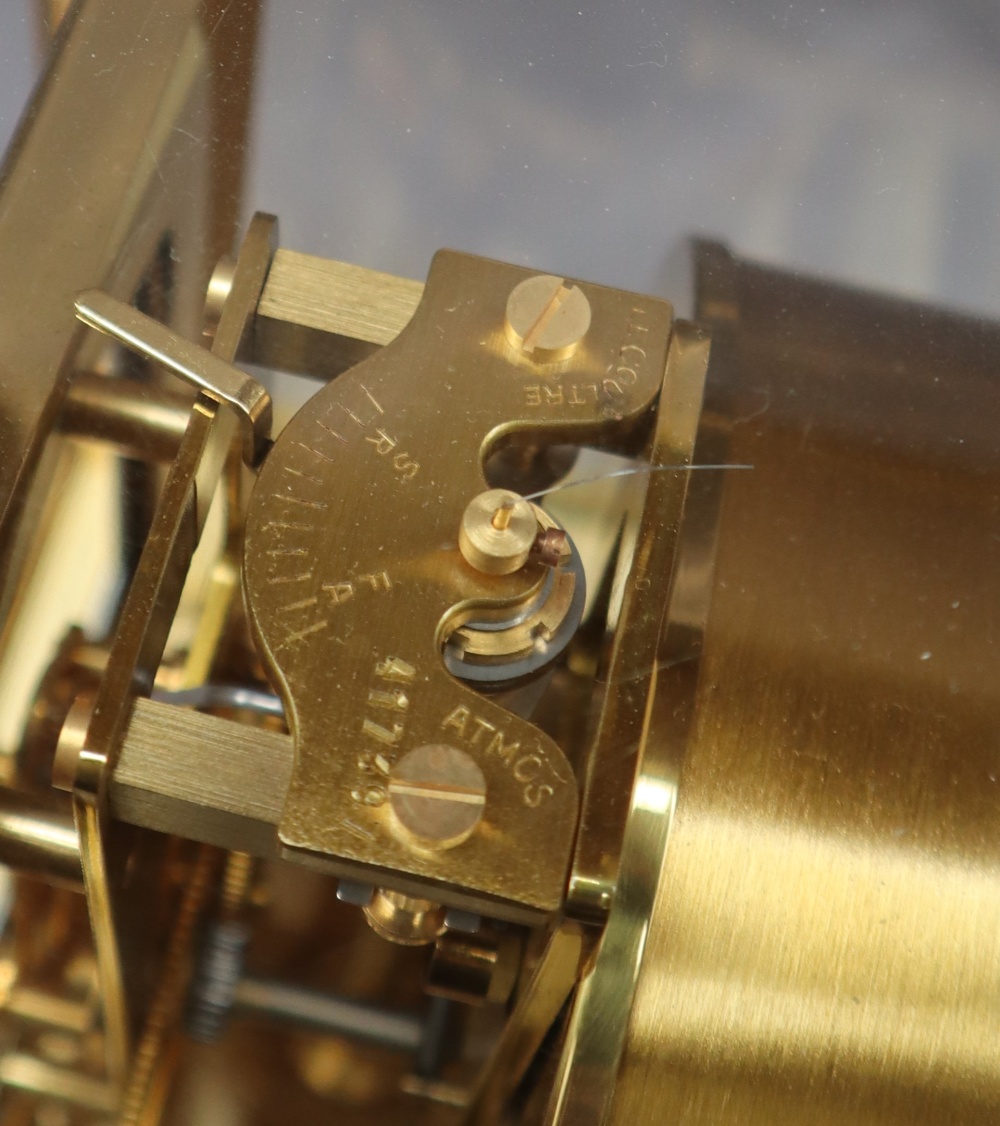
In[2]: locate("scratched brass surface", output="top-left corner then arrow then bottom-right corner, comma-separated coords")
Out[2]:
110,698 -> 290,859
245,250 -> 672,920
597,247 -> 1000,1124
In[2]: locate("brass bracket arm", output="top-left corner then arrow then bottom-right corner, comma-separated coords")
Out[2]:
74,290 -> 273,467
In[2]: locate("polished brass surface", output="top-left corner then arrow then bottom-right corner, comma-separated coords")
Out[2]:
463,923 -> 584,1126
60,374 -> 190,463
114,699 -> 579,916
52,694 -> 94,797
0,0 -> 251,809
0,3 -> 265,1119
362,891 -> 446,948
548,321 -> 710,1124
198,0 -> 262,271
34,0 -> 73,42
12,212 -> 1000,1123
245,250 -> 673,920
566,322 -> 709,922
427,928 -> 520,1007
74,292 -> 272,468
203,256 -> 237,343
72,793 -> 130,1088
67,208 -> 274,803
3,986 -> 94,1036
209,211 -> 279,376
448,504 -> 578,678
0,790 -> 81,892
111,698 -> 576,918
0,13 -> 260,1094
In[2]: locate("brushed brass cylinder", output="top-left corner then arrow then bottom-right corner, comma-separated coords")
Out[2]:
557,243 -> 1000,1125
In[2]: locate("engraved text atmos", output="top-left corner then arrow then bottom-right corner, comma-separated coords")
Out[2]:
441,704 -> 562,808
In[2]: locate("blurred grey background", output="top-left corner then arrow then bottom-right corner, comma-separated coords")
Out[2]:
3,0 -> 999,315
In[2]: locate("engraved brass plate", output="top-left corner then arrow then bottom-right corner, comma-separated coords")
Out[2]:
244,250 -> 672,916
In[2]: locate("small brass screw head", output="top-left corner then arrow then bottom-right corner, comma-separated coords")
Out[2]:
504,274 -> 591,362
388,744 -> 487,850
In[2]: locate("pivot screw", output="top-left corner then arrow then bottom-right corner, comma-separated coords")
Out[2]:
388,744 -> 487,850
459,488 -> 539,575
504,274 -> 591,362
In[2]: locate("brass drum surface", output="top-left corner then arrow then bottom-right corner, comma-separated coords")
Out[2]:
611,245 -> 1000,1124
